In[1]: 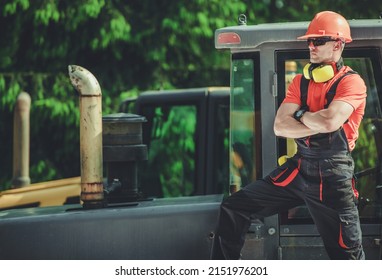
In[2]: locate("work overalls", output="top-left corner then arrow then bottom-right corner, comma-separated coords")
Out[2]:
212,73 -> 365,260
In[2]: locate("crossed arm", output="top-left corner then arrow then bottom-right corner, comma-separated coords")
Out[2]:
273,101 -> 354,139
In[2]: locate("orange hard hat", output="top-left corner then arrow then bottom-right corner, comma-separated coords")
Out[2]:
298,11 -> 352,43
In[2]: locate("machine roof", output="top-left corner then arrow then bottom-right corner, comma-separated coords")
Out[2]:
215,19 -> 382,50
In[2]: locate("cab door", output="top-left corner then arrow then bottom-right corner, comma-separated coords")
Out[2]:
276,48 -> 382,259
229,53 -> 280,259
130,88 -> 230,198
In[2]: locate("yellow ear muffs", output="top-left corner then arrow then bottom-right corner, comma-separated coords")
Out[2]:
303,63 -> 335,83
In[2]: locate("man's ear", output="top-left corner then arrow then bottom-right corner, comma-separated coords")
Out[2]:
334,41 -> 344,51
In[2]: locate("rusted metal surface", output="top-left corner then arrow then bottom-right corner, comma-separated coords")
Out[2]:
68,65 -> 104,208
80,182 -> 104,202
12,92 -> 31,188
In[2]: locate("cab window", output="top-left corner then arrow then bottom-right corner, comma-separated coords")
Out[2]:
138,105 -> 197,198
230,54 -> 262,193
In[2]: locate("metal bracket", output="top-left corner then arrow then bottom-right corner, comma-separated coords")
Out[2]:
272,72 -> 278,97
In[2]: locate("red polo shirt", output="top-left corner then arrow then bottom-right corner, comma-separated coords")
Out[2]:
283,66 -> 367,151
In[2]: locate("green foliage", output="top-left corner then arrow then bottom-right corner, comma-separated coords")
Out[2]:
352,119 -> 379,200
0,72 -> 80,188
147,106 -> 196,197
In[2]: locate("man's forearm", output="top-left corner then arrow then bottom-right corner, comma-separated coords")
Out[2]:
274,115 -> 319,139
301,110 -> 336,133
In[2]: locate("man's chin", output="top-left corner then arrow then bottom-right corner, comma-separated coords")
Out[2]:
309,53 -> 319,62
310,58 -> 320,64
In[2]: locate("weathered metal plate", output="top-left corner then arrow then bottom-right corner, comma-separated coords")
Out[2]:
0,195 -> 222,260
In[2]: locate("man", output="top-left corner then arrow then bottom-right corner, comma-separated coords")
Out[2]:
212,11 -> 367,260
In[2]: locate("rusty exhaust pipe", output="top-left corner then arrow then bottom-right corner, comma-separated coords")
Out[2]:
12,92 -> 31,188
68,65 -> 104,209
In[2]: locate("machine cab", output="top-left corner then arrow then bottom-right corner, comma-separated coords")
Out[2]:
215,17 -> 382,259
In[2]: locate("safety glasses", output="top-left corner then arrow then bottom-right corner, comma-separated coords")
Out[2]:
307,37 -> 337,47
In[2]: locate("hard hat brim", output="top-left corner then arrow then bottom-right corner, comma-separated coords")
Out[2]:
297,34 -> 320,40
297,34 -> 352,43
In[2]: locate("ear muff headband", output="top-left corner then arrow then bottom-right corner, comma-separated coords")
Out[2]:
302,59 -> 344,83
303,63 -> 335,83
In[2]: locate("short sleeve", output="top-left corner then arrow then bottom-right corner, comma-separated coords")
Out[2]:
333,74 -> 367,110
282,74 -> 303,106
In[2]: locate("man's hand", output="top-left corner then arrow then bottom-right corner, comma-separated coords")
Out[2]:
300,100 -> 354,133
274,103 -> 319,138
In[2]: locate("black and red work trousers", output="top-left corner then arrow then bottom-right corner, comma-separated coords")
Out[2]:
212,151 -> 365,260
